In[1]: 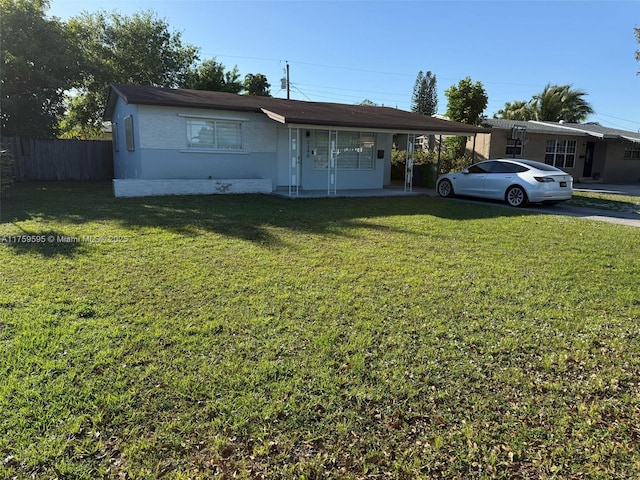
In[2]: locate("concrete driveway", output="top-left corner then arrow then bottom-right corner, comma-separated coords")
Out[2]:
573,183 -> 640,197
527,183 -> 640,227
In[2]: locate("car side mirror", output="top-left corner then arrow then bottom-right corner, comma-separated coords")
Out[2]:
461,169 -> 469,174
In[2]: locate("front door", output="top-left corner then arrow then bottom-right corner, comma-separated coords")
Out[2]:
583,142 -> 594,177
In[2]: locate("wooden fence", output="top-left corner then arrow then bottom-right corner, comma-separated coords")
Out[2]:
2,137 -> 113,181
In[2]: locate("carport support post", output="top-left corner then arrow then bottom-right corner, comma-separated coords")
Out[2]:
436,135 -> 443,177
288,127 -> 299,196
404,134 -> 415,192
472,134 -> 477,162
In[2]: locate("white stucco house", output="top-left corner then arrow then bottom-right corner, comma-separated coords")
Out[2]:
104,84 -> 487,197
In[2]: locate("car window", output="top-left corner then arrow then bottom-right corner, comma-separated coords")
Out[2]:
468,162 -> 494,173
518,160 -> 562,172
492,161 -> 529,173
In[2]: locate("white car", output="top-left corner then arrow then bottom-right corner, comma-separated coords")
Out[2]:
436,158 -> 573,207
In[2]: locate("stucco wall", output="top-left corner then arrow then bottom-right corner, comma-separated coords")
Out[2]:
113,178 -> 272,197
472,130 -> 587,178
111,101 -> 396,191
129,105 -> 278,183
111,99 -> 142,179
601,140 -> 640,183
469,129 -> 640,183
275,128 -> 392,190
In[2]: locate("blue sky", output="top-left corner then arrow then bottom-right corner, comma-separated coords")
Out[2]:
48,0 -> 640,131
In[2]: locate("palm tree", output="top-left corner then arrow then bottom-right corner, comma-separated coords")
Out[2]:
531,84 -> 594,123
493,100 -> 535,120
494,84 -> 594,123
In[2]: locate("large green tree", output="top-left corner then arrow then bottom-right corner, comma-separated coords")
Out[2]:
1,0 -> 79,137
533,84 -> 593,122
444,77 -> 488,157
243,73 -> 271,96
494,84 -> 594,123
182,58 -> 242,93
493,100 -> 534,121
411,70 -> 437,116
61,10 -> 199,138
633,28 -> 640,75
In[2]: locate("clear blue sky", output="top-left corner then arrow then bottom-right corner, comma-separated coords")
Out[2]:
48,0 -> 640,131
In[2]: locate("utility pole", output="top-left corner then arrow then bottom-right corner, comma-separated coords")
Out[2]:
286,61 -> 290,99
280,61 -> 291,99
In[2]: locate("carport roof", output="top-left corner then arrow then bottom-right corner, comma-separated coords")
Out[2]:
105,83 -> 488,135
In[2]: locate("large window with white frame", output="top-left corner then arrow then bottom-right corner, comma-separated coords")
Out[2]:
312,130 -> 375,170
186,118 -> 243,150
545,139 -> 576,168
624,142 -> 640,160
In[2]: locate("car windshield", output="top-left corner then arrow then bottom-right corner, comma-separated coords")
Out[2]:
517,160 -> 563,172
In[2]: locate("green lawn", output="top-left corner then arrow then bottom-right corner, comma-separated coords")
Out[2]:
567,190 -> 640,215
1,183 -> 639,479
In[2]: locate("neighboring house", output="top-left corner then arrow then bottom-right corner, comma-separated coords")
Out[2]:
104,83 -> 486,197
472,119 -> 640,183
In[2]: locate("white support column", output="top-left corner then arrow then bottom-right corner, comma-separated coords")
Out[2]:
288,127 -> 299,196
404,133 -> 416,192
328,130 -> 338,195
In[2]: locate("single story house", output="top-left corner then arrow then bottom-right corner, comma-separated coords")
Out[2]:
471,119 -> 640,183
104,83 -> 487,197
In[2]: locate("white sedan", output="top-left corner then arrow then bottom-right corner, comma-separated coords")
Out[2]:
436,158 -> 573,207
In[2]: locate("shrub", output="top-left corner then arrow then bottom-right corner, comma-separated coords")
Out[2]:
438,154 -> 474,174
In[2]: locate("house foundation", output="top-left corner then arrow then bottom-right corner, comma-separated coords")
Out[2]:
112,179 -> 272,197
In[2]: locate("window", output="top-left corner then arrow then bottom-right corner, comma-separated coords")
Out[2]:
313,131 -> 375,170
468,162 -> 494,173
186,118 -> 243,150
624,142 -> 640,160
505,139 -> 522,156
124,115 -> 134,151
491,161 -> 529,173
545,139 -> 576,168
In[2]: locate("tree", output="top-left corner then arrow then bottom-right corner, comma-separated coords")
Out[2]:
532,84 -> 593,123
493,100 -> 535,121
61,10 -> 199,138
411,70 -> 437,116
636,27 -> 640,74
493,84 -> 594,123
444,77 -> 488,157
1,0 -> 80,137
183,58 -> 242,93
242,73 -> 270,96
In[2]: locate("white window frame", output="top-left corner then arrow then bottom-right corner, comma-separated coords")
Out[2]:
545,139 -> 576,168
313,130 -> 375,171
183,115 -> 244,152
624,142 -> 640,160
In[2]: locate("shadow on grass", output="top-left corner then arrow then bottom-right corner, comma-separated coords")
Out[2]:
1,182 -> 542,253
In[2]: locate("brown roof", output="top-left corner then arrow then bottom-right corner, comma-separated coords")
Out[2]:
105,83 -> 488,135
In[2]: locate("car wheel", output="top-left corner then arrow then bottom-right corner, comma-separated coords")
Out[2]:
506,185 -> 527,207
437,179 -> 454,197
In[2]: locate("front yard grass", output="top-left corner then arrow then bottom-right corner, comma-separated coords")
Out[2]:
1,182 -> 639,479
568,189 -> 640,215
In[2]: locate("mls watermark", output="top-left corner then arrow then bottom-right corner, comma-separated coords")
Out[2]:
1,235 -> 129,244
